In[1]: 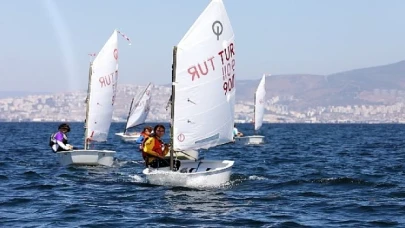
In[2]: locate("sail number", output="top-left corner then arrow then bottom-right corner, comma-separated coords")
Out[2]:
219,43 -> 235,95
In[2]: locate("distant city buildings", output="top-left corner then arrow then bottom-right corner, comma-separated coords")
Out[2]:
0,84 -> 405,123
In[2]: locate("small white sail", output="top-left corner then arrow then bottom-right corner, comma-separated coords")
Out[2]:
173,0 -> 236,151
86,30 -> 118,141
254,74 -> 266,131
234,74 -> 267,145
125,83 -> 153,130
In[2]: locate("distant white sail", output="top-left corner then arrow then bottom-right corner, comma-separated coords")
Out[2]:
86,30 -> 118,141
254,74 -> 266,131
125,83 -> 153,130
173,0 -> 236,151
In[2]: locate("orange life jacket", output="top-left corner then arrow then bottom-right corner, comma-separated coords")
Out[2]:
142,136 -> 165,163
139,134 -> 154,158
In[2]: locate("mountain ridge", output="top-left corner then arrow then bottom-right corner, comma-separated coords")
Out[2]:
1,60 -> 405,109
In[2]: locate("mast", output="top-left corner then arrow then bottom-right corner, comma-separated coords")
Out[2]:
123,97 -> 135,135
84,61 -> 93,150
170,46 -> 177,171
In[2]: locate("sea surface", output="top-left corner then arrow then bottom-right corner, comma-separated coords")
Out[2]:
0,122 -> 404,227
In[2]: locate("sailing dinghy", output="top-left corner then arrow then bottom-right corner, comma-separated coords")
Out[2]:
115,83 -> 153,141
235,74 -> 267,144
57,30 -> 120,167
143,0 -> 236,188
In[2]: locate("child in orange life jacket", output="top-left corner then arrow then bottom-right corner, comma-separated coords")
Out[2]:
142,124 -> 179,169
136,126 -> 152,144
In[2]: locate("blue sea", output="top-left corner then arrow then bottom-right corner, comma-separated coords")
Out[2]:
1,122 -> 404,227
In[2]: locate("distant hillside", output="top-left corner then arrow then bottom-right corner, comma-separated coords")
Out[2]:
328,60 -> 405,89
2,60 -> 405,110
236,60 -> 405,110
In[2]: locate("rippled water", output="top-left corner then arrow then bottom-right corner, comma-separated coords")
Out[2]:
1,122 -> 405,227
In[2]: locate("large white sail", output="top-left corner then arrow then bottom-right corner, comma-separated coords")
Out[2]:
86,30 -> 118,141
125,83 -> 153,130
254,74 -> 266,131
173,0 -> 235,151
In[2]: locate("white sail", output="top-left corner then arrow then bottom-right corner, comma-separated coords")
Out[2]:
254,74 -> 266,131
125,83 -> 153,130
173,0 -> 235,151
86,30 -> 118,141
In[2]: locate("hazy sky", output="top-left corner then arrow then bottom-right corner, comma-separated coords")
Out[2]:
1,0 -> 404,93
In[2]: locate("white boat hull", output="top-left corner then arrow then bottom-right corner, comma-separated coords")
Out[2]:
165,150 -> 199,160
56,150 -> 115,167
115,132 -> 140,141
143,160 -> 234,188
235,135 -> 265,145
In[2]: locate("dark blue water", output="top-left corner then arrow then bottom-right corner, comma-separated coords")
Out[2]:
1,122 -> 404,227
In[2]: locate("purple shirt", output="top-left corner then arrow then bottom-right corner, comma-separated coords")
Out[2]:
54,132 -> 65,142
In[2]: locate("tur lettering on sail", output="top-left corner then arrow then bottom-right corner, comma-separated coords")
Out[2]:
186,42 -> 235,96
98,70 -> 119,105
219,43 -> 235,95
187,56 -> 215,81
